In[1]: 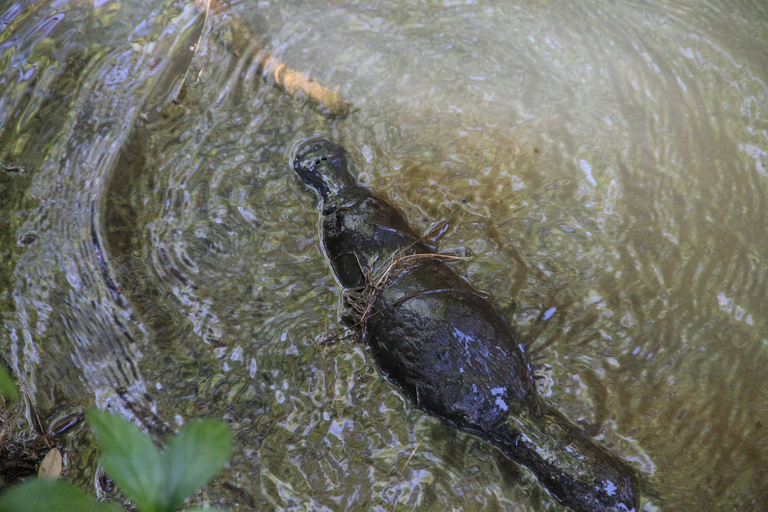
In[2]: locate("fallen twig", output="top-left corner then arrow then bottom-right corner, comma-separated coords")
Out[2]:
402,440 -> 422,470
196,0 -> 352,116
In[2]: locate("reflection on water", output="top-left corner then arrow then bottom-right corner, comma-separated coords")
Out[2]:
2,0 -> 768,510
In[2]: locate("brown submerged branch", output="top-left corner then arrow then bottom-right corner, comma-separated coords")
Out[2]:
195,0 -> 353,116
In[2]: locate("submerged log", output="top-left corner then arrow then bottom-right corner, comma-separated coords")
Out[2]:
196,0 -> 353,116
292,138 -> 640,512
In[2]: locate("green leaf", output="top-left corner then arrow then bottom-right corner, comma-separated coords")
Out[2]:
0,478 -> 121,512
160,420 -> 233,511
86,408 -> 163,512
0,366 -> 19,401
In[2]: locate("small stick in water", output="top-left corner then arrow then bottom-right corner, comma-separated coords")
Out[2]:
195,0 -> 353,116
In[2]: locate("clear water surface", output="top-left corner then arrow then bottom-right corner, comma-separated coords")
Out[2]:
1,0 -> 767,510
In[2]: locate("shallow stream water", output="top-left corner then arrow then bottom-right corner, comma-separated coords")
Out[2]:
1,1 -> 768,510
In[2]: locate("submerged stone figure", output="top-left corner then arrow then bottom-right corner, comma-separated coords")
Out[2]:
291,138 -> 640,512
